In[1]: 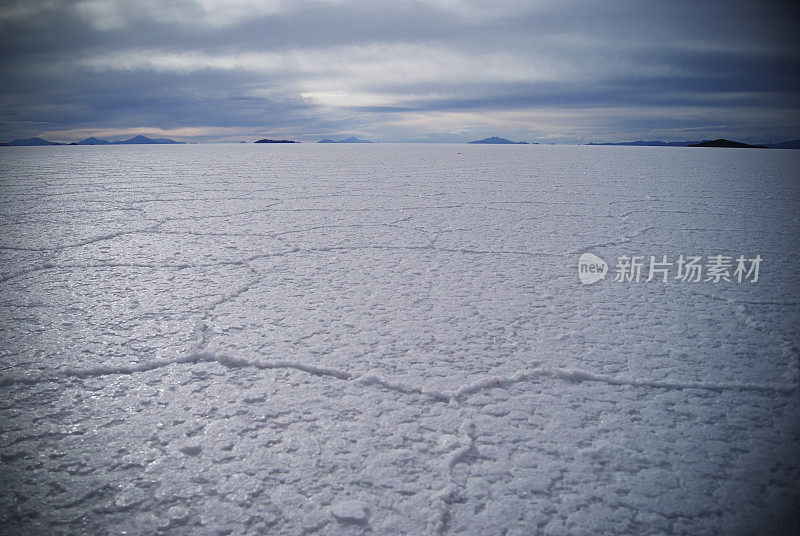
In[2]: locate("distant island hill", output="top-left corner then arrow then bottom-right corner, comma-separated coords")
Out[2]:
585,138 -> 800,149
255,137 -> 376,143
469,137 -> 534,144
318,137 -> 373,143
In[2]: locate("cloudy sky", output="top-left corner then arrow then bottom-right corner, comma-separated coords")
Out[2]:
1,0 -> 798,143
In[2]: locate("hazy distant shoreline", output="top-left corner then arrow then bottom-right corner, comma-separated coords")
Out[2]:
3,136 -> 799,148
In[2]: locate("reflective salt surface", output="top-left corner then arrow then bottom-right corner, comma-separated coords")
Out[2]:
1,143 -> 798,535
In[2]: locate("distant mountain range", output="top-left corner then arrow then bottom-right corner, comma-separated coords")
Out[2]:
4,137 -> 61,146
688,139 -> 766,149
587,139 -> 800,149
95,135 -> 182,145
77,137 -> 112,145
761,140 -> 800,149
318,137 -> 373,143
1,135 -> 183,146
469,137 -> 530,144
4,135 -> 799,148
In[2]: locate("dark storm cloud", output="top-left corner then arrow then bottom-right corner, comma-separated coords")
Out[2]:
1,0 -> 798,143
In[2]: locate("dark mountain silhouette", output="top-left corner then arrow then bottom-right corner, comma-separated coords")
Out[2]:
764,140 -> 800,149
2,135 -> 183,146
469,137 -> 528,144
116,135 -> 182,144
588,139 -> 799,148
77,137 -> 112,145
688,139 -> 766,148
318,137 -> 373,143
6,137 -> 61,146
255,139 -> 297,143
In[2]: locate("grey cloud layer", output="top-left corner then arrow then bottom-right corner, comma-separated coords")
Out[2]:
1,0 -> 798,142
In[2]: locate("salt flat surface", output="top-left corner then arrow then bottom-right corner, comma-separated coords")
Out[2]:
1,143 -> 798,535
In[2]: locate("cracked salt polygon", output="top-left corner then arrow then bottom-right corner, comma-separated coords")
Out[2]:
330,500 -> 368,523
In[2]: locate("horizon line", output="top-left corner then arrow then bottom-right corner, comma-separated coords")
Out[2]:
4,134 -> 800,147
